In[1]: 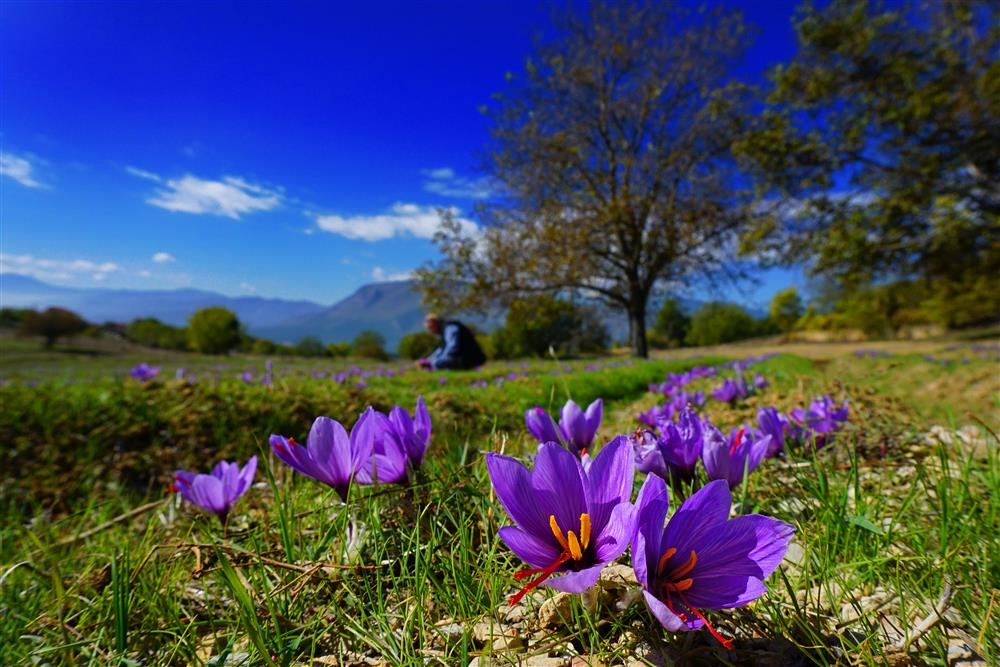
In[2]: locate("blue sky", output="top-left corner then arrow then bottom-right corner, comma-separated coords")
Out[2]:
1,0 -> 803,308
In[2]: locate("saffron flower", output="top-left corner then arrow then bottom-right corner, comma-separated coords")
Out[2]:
270,416 -> 374,501
525,398 -> 603,456
129,363 -> 160,382
756,407 -> 792,458
486,438 -> 635,604
709,378 -> 746,404
633,408 -> 704,484
789,396 -> 849,449
701,424 -> 770,489
387,396 -> 432,469
351,407 -> 409,486
172,456 -> 257,525
631,475 -> 795,647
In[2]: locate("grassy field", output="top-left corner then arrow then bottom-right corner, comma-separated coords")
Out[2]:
1,338 -> 997,666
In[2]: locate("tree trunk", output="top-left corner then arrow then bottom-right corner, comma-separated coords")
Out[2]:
628,301 -> 648,359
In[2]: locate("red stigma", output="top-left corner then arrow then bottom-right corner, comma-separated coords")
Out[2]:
729,427 -> 745,456
677,592 -> 734,650
508,552 -> 571,605
166,484 -> 177,494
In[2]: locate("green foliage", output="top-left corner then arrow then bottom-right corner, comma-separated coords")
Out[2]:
417,3 -> 759,357
738,0 -> 999,290
125,317 -> 188,350
326,342 -> 352,358
0,307 -> 34,329
491,295 -> 607,359
187,307 -> 242,355
16,307 -> 89,348
649,297 -> 690,349
351,330 -> 389,360
251,338 -> 278,355
294,336 -> 327,358
769,288 -> 804,334
398,331 -> 439,360
686,302 -> 767,346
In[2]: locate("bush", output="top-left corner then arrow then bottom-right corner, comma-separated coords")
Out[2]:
352,330 -> 388,360
294,336 -> 327,357
17,307 -> 89,348
769,288 -> 803,334
398,331 -> 439,360
685,302 -> 764,346
649,297 -> 690,348
187,307 -> 242,354
126,318 -> 188,350
491,295 -> 608,359
326,342 -> 352,358
0,308 -> 34,329
251,338 -> 278,355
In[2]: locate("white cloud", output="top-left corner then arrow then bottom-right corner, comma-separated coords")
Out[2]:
371,266 -> 412,282
314,202 -> 477,241
422,167 -> 494,199
239,281 -> 257,294
147,174 -> 282,219
152,251 -> 176,263
138,270 -> 152,278
0,253 -> 122,283
125,165 -> 161,182
1,153 -> 45,189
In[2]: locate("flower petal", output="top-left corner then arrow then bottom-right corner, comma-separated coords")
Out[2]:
485,453 -> 547,537
531,443 -> 588,537
662,479 -> 732,553
498,526 -> 561,569
593,502 -> 636,563
643,590 -> 698,632
546,561 -> 605,593
585,436 -> 634,531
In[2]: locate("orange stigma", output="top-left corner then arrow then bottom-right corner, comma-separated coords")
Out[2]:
655,547 -> 733,649
508,513 -> 592,605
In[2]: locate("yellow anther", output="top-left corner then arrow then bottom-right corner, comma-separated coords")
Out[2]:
668,550 -> 698,580
579,513 -> 591,550
567,531 -> 583,560
549,515 -> 569,552
656,547 -> 677,576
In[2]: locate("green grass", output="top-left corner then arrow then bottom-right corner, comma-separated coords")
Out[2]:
1,345 -> 997,665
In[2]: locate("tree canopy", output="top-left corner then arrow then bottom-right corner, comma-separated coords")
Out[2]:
418,2 -> 759,357
187,307 -> 242,355
737,0 -> 999,290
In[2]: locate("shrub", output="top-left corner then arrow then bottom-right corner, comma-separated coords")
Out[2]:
17,307 -> 89,348
686,302 -> 763,346
398,331 -> 439,360
294,336 -> 327,357
352,330 -> 389,360
187,307 -> 242,354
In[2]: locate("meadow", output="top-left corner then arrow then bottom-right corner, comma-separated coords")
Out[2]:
1,338 -> 997,666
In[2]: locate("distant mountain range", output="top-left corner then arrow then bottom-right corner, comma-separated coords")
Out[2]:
1,273 -> 726,350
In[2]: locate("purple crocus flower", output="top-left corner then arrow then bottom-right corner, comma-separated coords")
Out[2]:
637,404 -> 674,428
789,395 -> 849,449
270,416 -> 374,501
701,424 -> 770,489
709,378 -> 746,404
559,398 -> 603,455
756,407 -> 790,458
486,438 -> 635,604
239,370 -> 254,384
633,408 -> 704,483
525,398 -> 604,457
526,406 -> 565,444
351,407 -> 409,486
631,475 -> 795,648
387,396 -> 432,468
129,363 -> 160,382
753,373 -> 768,390
172,456 -> 257,525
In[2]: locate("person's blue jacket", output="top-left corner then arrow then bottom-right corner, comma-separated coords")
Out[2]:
428,320 -> 486,370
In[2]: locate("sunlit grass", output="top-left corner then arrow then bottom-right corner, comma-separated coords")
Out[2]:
1,346 -> 997,665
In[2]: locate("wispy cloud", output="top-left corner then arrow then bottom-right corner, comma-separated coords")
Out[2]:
421,167 -> 493,199
1,152 -> 46,189
152,251 -> 176,263
125,165 -> 161,182
138,173 -> 282,219
0,253 -> 122,282
239,281 -> 257,294
371,266 -> 412,282
314,202 -> 476,241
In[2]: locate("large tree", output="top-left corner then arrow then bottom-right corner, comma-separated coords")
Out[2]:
417,2 -> 758,357
736,0 -> 999,289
